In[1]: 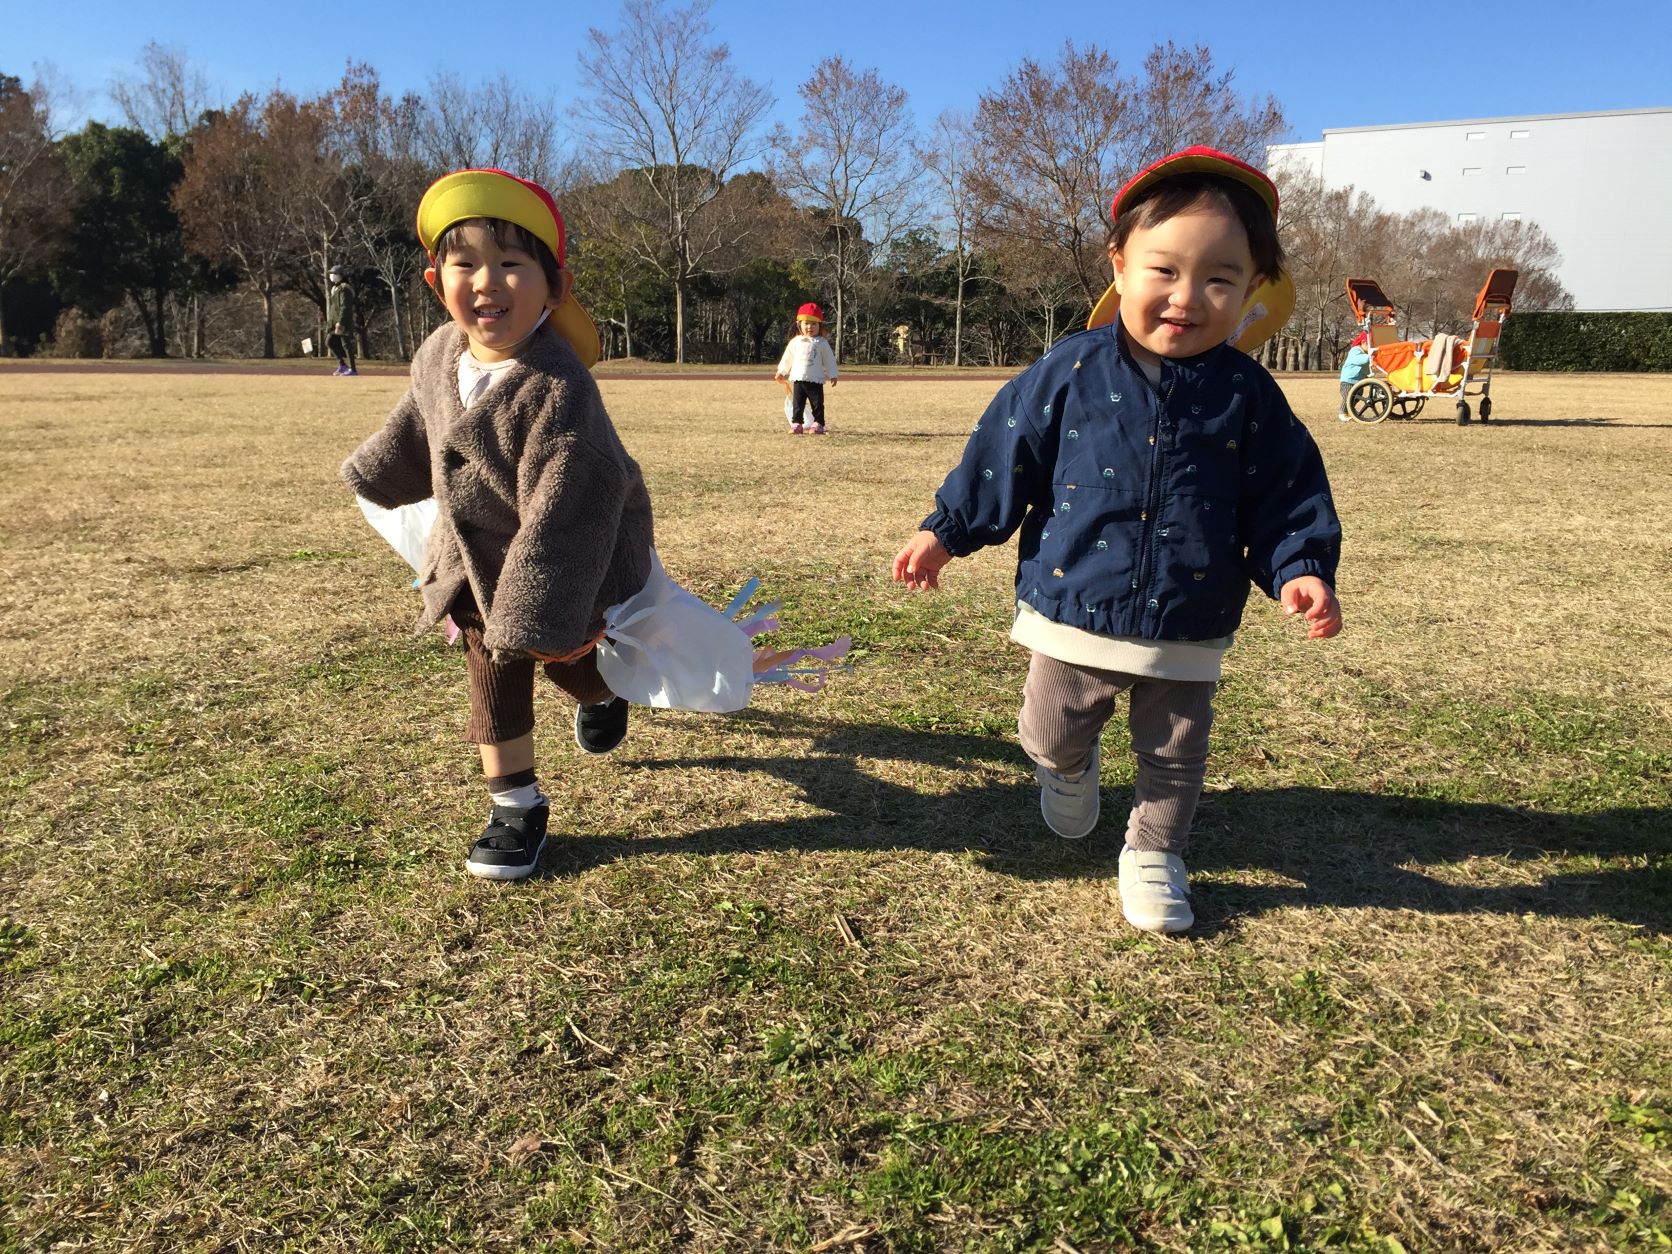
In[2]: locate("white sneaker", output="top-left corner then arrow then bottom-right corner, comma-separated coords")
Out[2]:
1337,412 -> 1351,423
1118,846 -> 1194,933
1036,744 -> 1099,839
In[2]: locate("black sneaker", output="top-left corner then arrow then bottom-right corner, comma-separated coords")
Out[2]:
466,802 -> 549,880
574,696 -> 630,755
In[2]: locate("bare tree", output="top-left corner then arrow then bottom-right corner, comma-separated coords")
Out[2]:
972,40 -> 1291,321
1374,207 -> 1465,339
108,44 -> 224,359
418,72 -> 565,190
568,225 -> 650,359
770,57 -> 922,357
1272,159 -> 1574,368
968,41 -> 1130,311
1274,163 -> 1392,364
109,41 -> 213,140
262,92 -> 363,354
991,236 -> 1082,352
323,65 -> 430,359
1123,42 -> 1286,171
1387,211 -> 1571,336
567,157 -> 674,361
0,73 -> 70,353
574,0 -> 772,362
174,92 -> 323,357
1466,218 -> 1571,313
917,110 -> 989,366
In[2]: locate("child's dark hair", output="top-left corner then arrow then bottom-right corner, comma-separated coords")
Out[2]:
433,217 -> 562,288
1110,174 -> 1284,282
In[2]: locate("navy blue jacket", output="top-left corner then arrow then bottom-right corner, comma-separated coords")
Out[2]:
923,323 -> 1341,642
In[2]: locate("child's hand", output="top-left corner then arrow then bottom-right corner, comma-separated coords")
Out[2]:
893,531 -> 952,590
773,373 -> 786,383
828,379 -> 837,388
1279,576 -> 1342,639
528,630 -> 606,664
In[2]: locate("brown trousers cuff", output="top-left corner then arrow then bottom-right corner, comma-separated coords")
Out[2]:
455,600 -> 614,744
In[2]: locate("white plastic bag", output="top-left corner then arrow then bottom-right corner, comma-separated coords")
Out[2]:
356,496 -> 437,573
595,551 -> 756,712
352,500 -> 840,708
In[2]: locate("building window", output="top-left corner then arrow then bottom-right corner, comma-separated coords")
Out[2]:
1506,165 -> 1527,175
1458,213 -> 1479,224
1462,166 -> 1483,176
1466,131 -> 1486,141
1501,212 -> 1521,222
1510,129 -> 1530,139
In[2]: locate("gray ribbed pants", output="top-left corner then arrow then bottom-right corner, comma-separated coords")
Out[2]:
1017,651 -> 1216,853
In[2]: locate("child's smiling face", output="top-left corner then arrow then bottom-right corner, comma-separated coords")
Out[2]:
1108,199 -> 1259,366
438,221 -> 567,363
797,318 -> 821,337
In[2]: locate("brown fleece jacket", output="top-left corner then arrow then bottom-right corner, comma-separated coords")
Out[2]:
341,322 -> 653,656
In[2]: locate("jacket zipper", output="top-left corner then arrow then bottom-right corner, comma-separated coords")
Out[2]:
1133,371 -> 1172,629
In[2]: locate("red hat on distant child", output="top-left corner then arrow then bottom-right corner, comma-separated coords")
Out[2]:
796,303 -> 825,324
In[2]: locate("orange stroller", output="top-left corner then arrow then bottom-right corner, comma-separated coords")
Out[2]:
1343,269 -> 1517,425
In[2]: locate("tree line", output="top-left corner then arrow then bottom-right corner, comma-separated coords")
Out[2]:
0,0 -> 1571,369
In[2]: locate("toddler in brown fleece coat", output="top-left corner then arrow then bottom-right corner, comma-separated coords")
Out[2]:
342,168 -> 654,881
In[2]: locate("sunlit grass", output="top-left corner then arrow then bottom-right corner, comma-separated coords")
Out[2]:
1,366 -> 1669,1249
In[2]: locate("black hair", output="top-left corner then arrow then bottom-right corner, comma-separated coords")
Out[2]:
433,217 -> 562,289
1109,173 -> 1284,283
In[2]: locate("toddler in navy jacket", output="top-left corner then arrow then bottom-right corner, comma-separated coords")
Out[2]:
892,147 -> 1343,935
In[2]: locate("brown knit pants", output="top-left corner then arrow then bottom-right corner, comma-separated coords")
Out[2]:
1017,651 -> 1216,854
452,597 -> 613,744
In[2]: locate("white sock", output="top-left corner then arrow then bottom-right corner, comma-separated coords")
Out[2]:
490,781 -> 546,810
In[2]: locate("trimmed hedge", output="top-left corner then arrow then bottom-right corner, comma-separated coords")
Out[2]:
1499,311 -> 1672,371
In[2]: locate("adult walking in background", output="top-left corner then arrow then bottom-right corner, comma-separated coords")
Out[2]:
326,266 -> 359,376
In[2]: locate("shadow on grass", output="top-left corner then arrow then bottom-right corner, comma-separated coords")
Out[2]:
545,709 -> 1671,935
1459,418 -> 1672,429
1360,417 -> 1672,430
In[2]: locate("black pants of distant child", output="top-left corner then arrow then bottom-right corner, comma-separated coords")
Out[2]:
791,380 -> 826,426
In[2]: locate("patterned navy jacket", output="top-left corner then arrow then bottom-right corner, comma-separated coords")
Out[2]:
923,323 -> 1341,643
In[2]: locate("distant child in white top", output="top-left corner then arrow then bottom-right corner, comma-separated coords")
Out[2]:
774,302 -> 839,434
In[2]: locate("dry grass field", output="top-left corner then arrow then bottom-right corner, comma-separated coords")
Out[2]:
1,363 -> 1669,1252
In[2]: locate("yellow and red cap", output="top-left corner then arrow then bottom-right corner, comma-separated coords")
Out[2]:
416,168 -> 601,369
1110,145 -> 1279,223
1089,145 -> 1290,353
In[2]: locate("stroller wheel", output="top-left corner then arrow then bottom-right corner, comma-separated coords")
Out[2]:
1456,401 -> 1471,425
1479,397 -> 1492,422
1347,378 -> 1394,424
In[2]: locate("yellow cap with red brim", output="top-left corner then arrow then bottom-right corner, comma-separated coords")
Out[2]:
1087,146 -> 1292,354
417,168 -> 601,369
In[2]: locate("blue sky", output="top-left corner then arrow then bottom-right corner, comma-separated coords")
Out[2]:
11,0 -> 1669,146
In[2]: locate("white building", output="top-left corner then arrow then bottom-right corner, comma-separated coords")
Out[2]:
1269,108 -> 1672,312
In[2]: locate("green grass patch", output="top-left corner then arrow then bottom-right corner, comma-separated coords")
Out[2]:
1,371 -> 1669,1249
